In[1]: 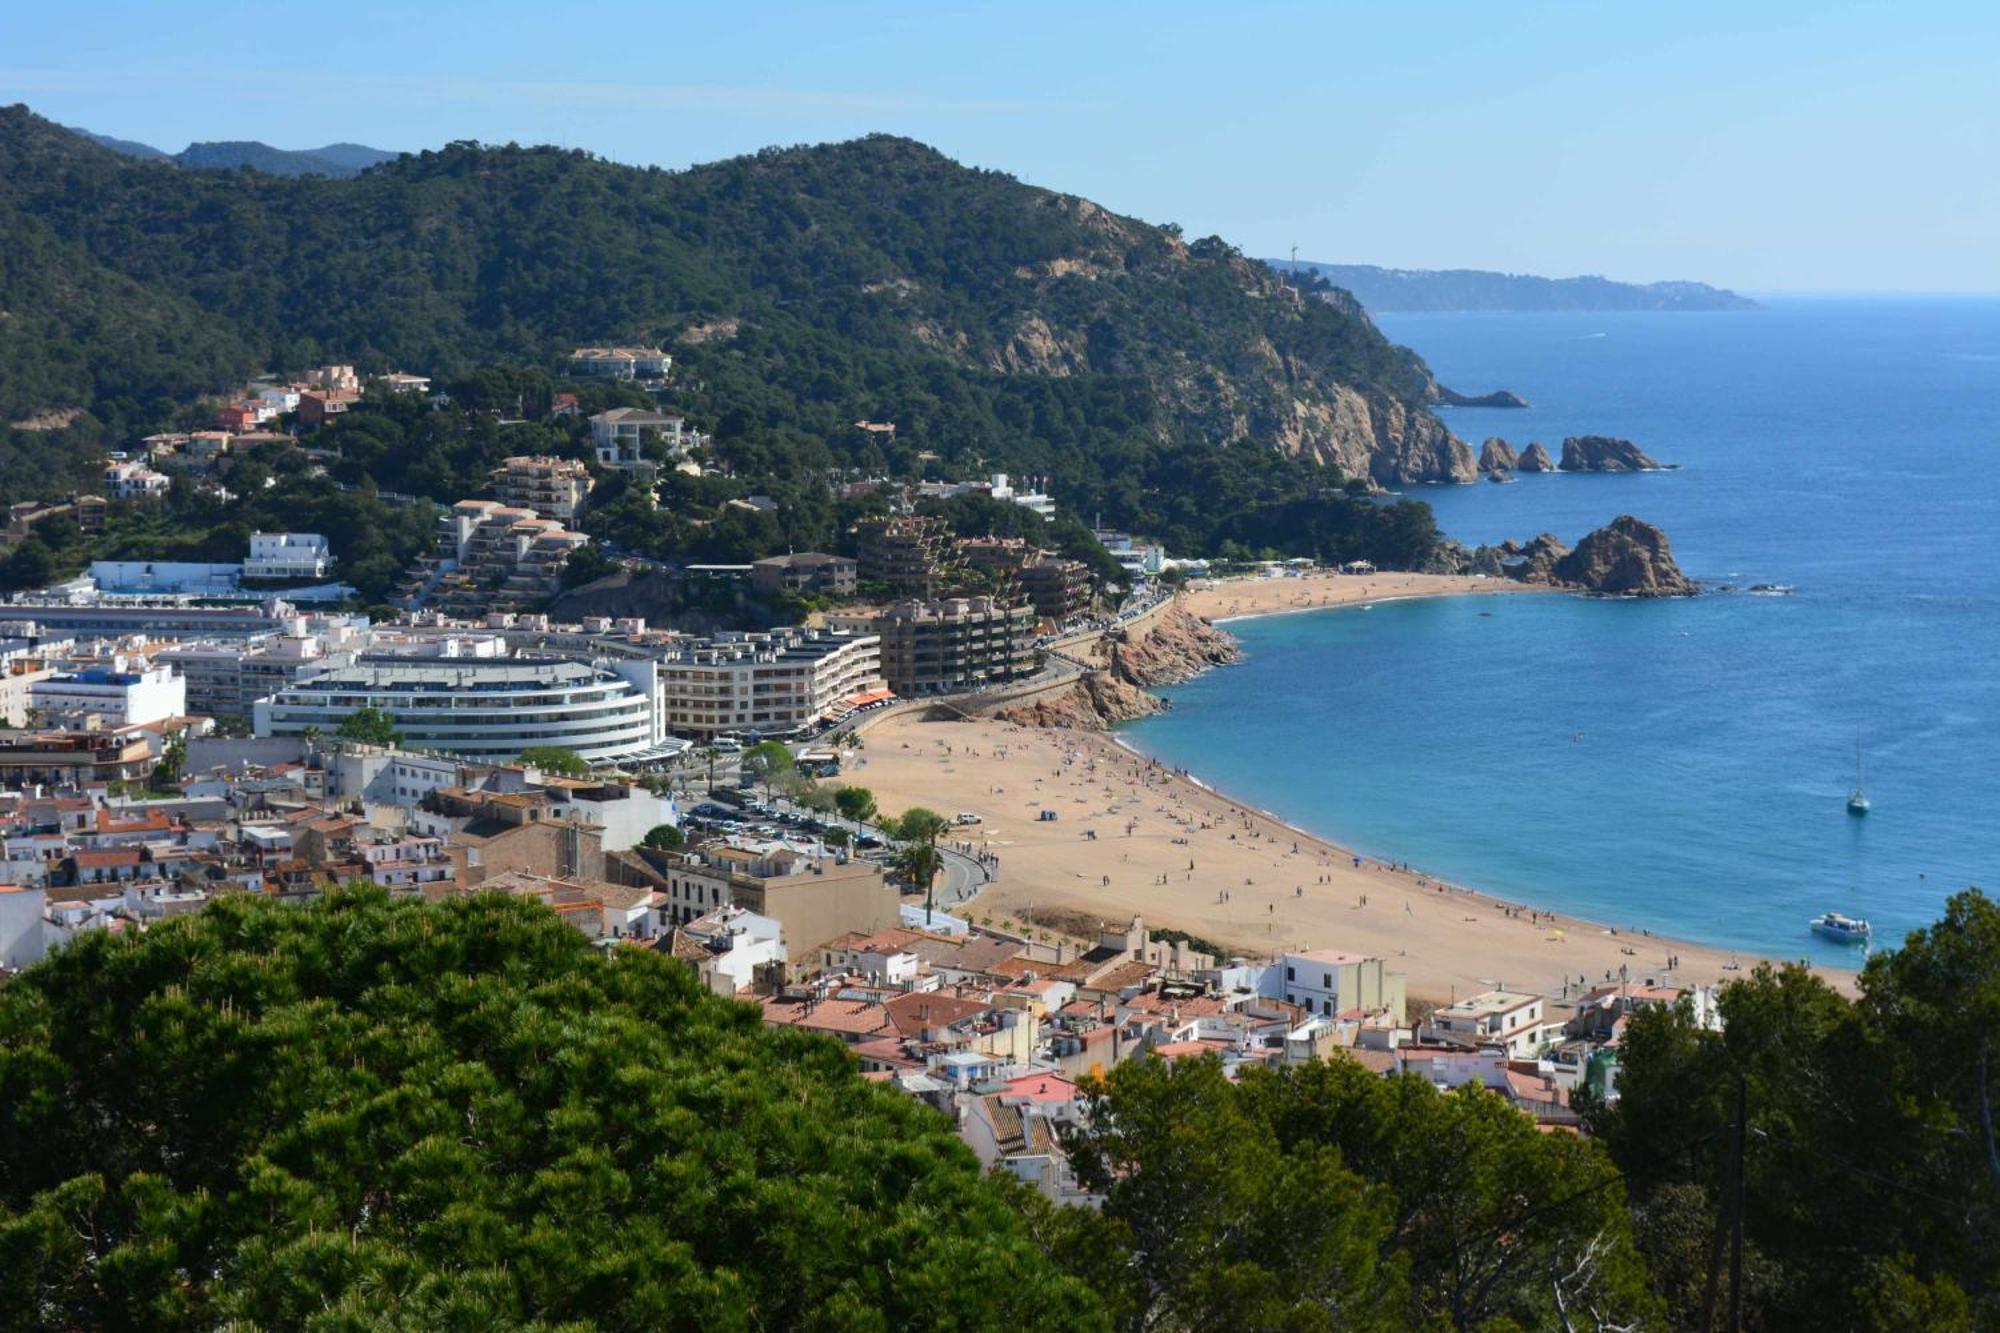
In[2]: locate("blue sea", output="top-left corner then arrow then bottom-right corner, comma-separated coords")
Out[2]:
1123,297 -> 2000,964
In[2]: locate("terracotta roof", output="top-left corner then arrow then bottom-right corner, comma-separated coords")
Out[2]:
882,991 -> 991,1038
70,849 -> 140,868
1148,1038 -> 1234,1062
1001,1072 -> 1078,1103
759,996 -> 895,1040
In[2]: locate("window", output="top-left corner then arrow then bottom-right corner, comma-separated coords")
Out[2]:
1285,966 -> 1294,981
1323,973 -> 1332,988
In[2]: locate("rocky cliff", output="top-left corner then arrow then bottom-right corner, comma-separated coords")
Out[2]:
1559,436 -> 1664,472
1516,442 -> 1556,472
997,603 -> 1242,730
1115,607 -> 1244,685
1550,515 -> 1698,596
1479,438 -> 1519,473
995,673 -> 1163,729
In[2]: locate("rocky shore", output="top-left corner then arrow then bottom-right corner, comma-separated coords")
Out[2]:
997,604 -> 1242,730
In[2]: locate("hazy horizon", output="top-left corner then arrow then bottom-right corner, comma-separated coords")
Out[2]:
7,0 -> 1997,295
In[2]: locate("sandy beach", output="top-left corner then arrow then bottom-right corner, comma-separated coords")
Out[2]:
853,574 -> 1850,1007
1178,569 -> 1531,622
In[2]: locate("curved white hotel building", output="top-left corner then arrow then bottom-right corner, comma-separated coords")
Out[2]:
253,657 -> 657,764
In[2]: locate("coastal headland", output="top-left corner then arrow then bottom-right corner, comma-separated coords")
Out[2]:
855,571 -> 1852,1006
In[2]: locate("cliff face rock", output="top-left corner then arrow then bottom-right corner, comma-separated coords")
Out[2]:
994,674 -> 1162,729
999,604 -> 1244,730
1516,442 -> 1555,472
1479,437 -> 1518,473
1559,435 -> 1662,472
1107,605 -> 1244,687
1550,515 -> 1697,596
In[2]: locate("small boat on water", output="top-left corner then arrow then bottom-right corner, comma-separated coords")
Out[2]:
1810,911 -> 1872,945
1847,731 -> 1871,815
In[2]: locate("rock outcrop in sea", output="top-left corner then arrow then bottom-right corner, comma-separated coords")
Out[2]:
1479,437 -> 1518,474
1464,516 -> 1695,596
1550,515 -> 1698,596
1435,387 -> 1530,409
1558,435 -> 1663,472
1516,441 -> 1555,472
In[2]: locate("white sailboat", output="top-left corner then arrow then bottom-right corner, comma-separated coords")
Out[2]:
1847,731 -> 1870,815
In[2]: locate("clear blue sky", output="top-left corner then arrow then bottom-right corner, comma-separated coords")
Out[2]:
5,0 -> 1995,292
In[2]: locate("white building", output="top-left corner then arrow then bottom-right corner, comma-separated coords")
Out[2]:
0,885 -> 53,970
103,460 -> 170,502
87,561 -> 243,597
1093,529 -> 1165,579
244,532 -> 333,580
588,408 -> 691,469
675,907 -> 785,996
988,474 -> 1057,519
253,656 -> 656,764
569,346 -> 673,381
655,629 -> 885,739
1269,948 -> 1407,1026
30,662 -> 187,727
1424,989 -> 1553,1058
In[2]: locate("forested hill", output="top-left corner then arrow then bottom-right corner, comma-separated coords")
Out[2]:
1272,260 -> 1759,312
0,104 -> 1475,487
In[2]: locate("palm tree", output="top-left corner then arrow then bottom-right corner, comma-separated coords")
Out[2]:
892,807 -> 950,926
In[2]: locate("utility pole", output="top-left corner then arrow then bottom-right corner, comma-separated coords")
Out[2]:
1728,1070 -> 1748,1333
1699,1069 -> 1750,1332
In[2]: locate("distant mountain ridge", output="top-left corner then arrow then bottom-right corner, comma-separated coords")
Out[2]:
1270,260 -> 1759,312
71,126 -> 397,177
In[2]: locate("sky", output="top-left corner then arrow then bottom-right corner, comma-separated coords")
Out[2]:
4,0 -> 1996,293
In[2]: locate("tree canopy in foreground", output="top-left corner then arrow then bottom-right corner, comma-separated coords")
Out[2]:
0,888 -> 1103,1331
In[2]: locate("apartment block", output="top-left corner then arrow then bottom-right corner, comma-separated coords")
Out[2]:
490,455 -> 593,524
862,597 -> 1036,694
854,515 -> 951,594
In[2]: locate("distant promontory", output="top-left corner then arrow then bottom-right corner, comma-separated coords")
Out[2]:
1270,261 -> 1759,313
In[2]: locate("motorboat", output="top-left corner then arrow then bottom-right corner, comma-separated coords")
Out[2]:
1810,911 -> 1871,945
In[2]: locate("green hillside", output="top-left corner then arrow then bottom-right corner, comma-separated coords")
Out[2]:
0,104 -> 1470,498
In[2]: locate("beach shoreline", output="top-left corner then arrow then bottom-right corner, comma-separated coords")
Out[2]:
850,572 -> 1854,1005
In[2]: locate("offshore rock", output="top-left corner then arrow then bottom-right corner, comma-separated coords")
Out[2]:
1558,435 -> 1662,472
1550,515 -> 1698,596
1435,386 -> 1530,408
1479,437 -> 1518,473
1516,441 -> 1556,472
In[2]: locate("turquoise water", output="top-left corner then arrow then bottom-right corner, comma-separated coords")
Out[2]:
1124,298 -> 2000,963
